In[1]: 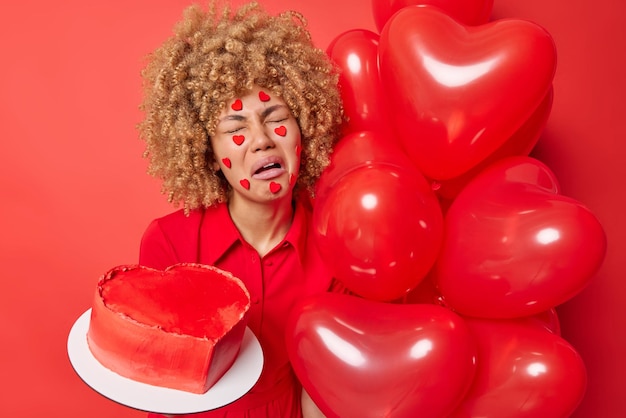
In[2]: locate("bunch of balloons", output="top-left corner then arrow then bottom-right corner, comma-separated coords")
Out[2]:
285,1 -> 607,417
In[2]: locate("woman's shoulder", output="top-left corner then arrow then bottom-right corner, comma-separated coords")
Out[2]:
150,204 -> 224,231
139,204 -> 227,267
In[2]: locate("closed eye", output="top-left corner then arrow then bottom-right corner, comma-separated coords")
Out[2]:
225,126 -> 245,134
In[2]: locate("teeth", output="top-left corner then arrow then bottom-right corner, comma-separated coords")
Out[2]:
255,162 -> 281,175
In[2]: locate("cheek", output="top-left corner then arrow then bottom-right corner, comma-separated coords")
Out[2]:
214,146 -> 249,190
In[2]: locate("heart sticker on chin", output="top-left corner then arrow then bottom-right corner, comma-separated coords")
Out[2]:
259,91 -> 271,102
270,182 -> 282,194
240,179 -> 250,190
274,126 -> 287,137
233,135 -> 245,146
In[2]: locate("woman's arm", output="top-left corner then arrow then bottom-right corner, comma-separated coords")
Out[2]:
302,389 -> 327,418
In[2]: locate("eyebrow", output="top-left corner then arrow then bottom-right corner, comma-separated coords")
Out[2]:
219,104 -> 287,123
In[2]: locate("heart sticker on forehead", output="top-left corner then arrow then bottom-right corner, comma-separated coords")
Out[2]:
259,91 -> 271,102
233,135 -> 245,146
274,126 -> 287,137
231,99 -> 243,111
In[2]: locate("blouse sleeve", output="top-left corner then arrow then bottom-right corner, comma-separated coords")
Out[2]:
139,219 -> 179,270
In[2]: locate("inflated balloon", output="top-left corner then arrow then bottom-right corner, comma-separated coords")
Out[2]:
315,130 -> 417,199
399,272 -> 445,305
314,164 -> 443,301
399,276 -> 561,334
528,308 -> 561,335
286,293 -> 477,418
434,87 -> 554,200
379,6 -> 557,180
435,156 -> 607,318
449,318 -> 586,417
372,0 -> 494,32
327,30 -> 388,135
455,155 -> 560,194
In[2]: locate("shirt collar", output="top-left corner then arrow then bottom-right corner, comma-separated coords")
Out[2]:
198,203 -> 240,266
199,198 -> 310,265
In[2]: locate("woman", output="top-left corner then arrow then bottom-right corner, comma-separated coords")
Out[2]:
137,1 -> 344,417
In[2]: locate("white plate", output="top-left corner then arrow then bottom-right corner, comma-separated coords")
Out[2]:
67,309 -> 263,414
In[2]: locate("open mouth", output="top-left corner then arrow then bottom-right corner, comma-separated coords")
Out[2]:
251,158 -> 286,180
255,162 -> 282,175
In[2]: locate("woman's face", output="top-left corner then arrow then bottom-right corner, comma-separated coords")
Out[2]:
210,86 -> 302,204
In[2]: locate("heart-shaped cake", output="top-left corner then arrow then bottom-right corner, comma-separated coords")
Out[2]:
86,263 -> 250,394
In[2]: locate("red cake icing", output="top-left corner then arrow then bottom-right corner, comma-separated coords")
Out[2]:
86,263 -> 251,394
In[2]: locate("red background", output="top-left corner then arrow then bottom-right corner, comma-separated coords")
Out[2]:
0,0 -> 623,416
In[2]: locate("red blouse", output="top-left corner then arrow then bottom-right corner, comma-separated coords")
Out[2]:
140,199 -> 337,417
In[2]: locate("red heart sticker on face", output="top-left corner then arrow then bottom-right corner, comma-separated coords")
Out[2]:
286,293 -> 476,418
379,7 -> 556,180
221,158 -> 231,169
232,135 -> 245,146
231,99 -> 243,111
274,126 -> 287,137
259,91 -> 270,102
435,156 -> 607,318
269,181 -> 282,194
239,179 -> 250,190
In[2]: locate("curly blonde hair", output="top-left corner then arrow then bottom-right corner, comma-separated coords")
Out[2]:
137,1 -> 344,211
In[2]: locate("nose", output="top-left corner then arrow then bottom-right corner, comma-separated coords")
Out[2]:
249,123 -> 275,152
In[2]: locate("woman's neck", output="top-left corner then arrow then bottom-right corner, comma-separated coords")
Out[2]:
227,195 -> 295,258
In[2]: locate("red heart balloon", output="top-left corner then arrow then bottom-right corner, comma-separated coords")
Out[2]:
399,272 -> 445,305
316,130 -> 417,198
286,293 -> 477,418
434,86 -> 554,200
379,6 -> 556,180
435,156 -> 607,318
314,163 -> 443,301
528,307 -> 561,335
327,30 -> 389,135
372,0 -> 494,33
450,318 -> 586,417
456,155 -> 560,194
